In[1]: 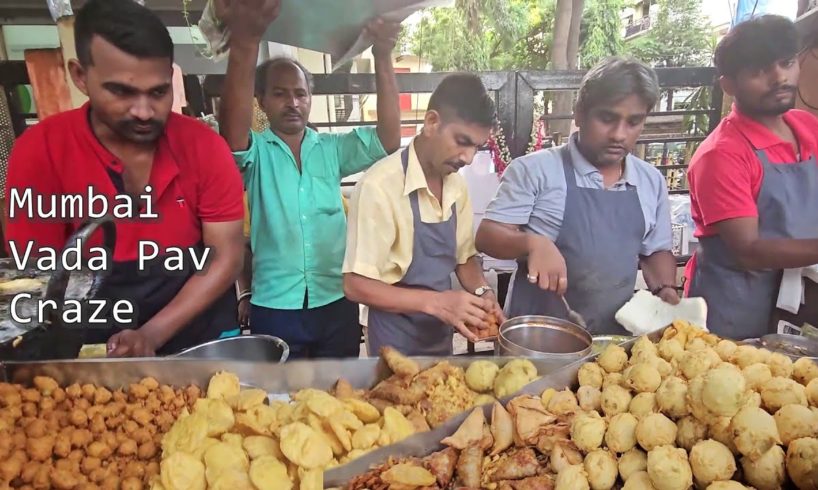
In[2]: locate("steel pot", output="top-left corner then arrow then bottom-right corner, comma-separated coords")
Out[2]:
173,334 -> 290,363
495,315 -> 592,369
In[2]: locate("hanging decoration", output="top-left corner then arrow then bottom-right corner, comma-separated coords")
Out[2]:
526,117 -> 546,155
488,125 -> 512,176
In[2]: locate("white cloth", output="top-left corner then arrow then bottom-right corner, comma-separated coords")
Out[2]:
776,265 -> 818,314
615,290 -> 709,336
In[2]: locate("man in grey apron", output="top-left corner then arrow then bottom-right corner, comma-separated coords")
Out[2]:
686,15 -> 818,340
477,57 -> 680,335
343,74 -> 503,356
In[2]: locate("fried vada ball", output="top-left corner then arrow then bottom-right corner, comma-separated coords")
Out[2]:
657,339 -> 685,363
742,363 -> 773,392
741,445 -> 786,490
680,350 -> 718,380
802,379 -> 818,410
676,416 -> 708,452
730,406 -> 781,461
689,440 -> 737,485
555,464 -> 590,490
786,437 -> 818,490
605,413 -> 638,453
26,434 -> 55,462
627,364 -> 662,394
571,411 -> 607,453
647,445 -> 693,490
773,404 -> 818,445
623,471 -> 657,490
138,441 -> 157,460
656,376 -> 689,420
601,385 -> 633,417
584,449 -> 618,490
248,455 -> 291,490
33,376 -> 58,396
629,393 -> 658,418
25,419 -> 48,439
730,345 -> 765,369
603,373 -> 625,390
715,340 -> 738,362
632,336 -> 659,360
120,477 -> 142,490
548,389 -> 580,416
493,369 -> 532,399
578,386 -> 602,412
619,448 -> 648,481
599,344 -> 629,373
636,413 -> 677,451
687,375 -> 717,423
464,361 -> 499,393
579,363 -> 605,389
760,377 -> 807,413
702,364 -> 747,417
764,352 -> 793,379
793,358 -> 818,386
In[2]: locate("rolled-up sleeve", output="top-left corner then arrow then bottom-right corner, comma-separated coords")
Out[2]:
641,176 -> 673,256
342,180 -> 396,282
484,158 -> 538,226
335,127 -> 388,177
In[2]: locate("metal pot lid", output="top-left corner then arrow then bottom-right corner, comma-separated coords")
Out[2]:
760,333 -> 818,359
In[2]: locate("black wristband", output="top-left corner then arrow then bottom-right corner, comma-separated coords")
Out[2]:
650,284 -> 676,295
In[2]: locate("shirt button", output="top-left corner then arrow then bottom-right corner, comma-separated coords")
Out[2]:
302,215 -> 307,220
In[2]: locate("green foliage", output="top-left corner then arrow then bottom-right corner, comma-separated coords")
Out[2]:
579,0 -> 625,68
626,0 -> 712,67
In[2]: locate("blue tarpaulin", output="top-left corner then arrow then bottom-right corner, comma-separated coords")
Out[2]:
732,0 -> 798,28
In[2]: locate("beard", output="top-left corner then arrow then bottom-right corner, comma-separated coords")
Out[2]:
740,86 -> 797,117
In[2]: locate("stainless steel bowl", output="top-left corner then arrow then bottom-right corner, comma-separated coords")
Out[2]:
495,315 -> 592,367
760,333 -> 818,360
173,335 -> 290,362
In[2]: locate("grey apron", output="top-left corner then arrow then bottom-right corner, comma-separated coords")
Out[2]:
688,143 -> 818,340
506,145 -> 645,335
366,147 -> 457,356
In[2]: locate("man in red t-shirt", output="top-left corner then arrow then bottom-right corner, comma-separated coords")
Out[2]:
3,0 -> 244,357
686,15 -> 818,339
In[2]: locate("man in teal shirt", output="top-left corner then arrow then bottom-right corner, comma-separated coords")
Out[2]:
219,0 -> 401,358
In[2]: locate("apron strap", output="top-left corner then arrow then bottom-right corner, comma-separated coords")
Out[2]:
559,144 -> 579,189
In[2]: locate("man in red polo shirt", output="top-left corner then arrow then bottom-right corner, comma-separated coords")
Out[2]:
3,0 -> 244,356
686,15 -> 818,340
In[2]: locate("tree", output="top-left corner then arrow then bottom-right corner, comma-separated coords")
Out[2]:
550,0 -> 585,136
627,0 -> 712,67
580,0 -> 625,68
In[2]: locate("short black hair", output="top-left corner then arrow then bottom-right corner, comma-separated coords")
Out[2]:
428,73 -> 495,128
255,57 -> 314,97
714,15 -> 799,78
576,56 -> 659,115
75,0 -> 173,66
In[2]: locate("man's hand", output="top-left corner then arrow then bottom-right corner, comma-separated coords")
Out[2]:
238,297 -> 251,327
526,235 -> 568,295
485,291 -> 506,325
107,329 -> 157,358
217,0 -> 281,42
428,290 -> 492,343
365,18 -> 401,57
658,287 -> 681,305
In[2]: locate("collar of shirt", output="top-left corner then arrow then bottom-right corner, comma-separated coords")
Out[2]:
76,102 -> 180,200
402,137 -> 463,217
568,133 -> 638,188
260,126 -> 320,165
729,102 -> 810,154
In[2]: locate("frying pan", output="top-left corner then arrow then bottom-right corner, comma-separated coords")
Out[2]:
0,215 -> 116,360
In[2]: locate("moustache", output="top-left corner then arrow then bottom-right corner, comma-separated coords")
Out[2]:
121,119 -> 162,130
763,85 -> 796,99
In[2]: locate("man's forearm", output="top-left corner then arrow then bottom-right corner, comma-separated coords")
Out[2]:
140,252 -> 243,350
236,244 -> 252,293
640,250 -> 677,291
344,273 -> 437,315
373,51 -> 401,153
219,37 -> 260,151
735,239 -> 818,270
475,220 -> 542,260
455,256 -> 489,294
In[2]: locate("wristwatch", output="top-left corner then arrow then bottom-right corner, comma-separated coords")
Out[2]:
474,285 -> 494,297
